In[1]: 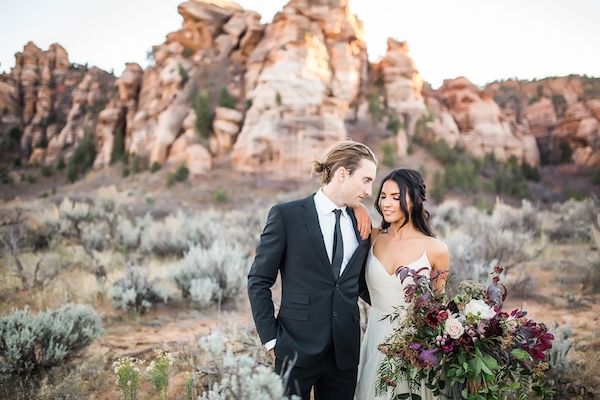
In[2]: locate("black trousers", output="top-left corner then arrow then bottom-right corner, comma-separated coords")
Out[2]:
274,346 -> 358,400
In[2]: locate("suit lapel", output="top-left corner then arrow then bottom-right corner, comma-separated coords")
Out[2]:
347,208 -> 366,246
340,208 -> 369,280
301,195 -> 336,281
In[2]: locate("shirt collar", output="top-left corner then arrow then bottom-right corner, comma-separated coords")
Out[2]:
314,188 -> 348,218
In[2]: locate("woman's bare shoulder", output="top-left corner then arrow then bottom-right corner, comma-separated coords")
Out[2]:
427,237 -> 449,268
370,227 -> 382,244
428,237 -> 448,254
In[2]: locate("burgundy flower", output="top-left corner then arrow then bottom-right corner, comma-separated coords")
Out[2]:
441,341 -> 454,352
530,348 -> 546,361
459,334 -> 474,347
510,309 -> 527,319
425,311 -> 440,327
486,318 -> 503,337
437,310 -> 449,321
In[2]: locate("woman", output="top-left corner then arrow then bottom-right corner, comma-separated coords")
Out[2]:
355,169 -> 450,400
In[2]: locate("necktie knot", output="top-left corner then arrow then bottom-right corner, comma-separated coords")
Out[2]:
334,209 -> 342,219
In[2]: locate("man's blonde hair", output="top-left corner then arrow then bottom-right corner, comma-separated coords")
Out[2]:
312,139 -> 378,185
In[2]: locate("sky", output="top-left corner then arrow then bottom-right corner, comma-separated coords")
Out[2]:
1,0 -> 599,88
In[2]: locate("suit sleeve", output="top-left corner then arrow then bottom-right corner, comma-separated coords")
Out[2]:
247,205 -> 286,345
359,236 -> 371,305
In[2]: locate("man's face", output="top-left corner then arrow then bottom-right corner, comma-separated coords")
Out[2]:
339,159 -> 377,207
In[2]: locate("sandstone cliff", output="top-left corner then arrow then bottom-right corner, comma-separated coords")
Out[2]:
2,0 -> 599,179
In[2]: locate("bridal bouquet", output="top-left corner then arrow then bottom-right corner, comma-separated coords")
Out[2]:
377,266 -> 554,400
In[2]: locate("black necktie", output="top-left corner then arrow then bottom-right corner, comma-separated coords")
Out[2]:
332,209 -> 344,279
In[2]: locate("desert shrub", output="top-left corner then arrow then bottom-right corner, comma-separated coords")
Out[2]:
172,239 -> 248,308
551,94 -> 567,118
192,90 -> 212,138
41,165 -> 53,177
490,199 -> 540,235
543,325 -> 596,399
178,63 -> 189,87
213,188 -> 228,203
559,141 -> 572,164
0,304 -> 102,377
367,89 -> 386,122
545,198 -> 598,242
109,265 -> 169,314
386,116 -> 402,134
116,217 -> 142,251
490,157 -> 529,197
583,259 -> 600,294
430,200 -> 463,236
139,211 -> 220,256
197,331 -> 295,400
110,127 -> 125,164
443,158 -> 480,191
430,139 -> 461,165
166,164 -> 189,187
433,200 -> 543,285
66,133 -> 95,182
521,161 -> 541,182
430,171 -> 446,203
130,154 -> 148,174
150,161 -> 161,173
219,87 -> 236,109
380,143 -> 395,168
506,271 -> 537,298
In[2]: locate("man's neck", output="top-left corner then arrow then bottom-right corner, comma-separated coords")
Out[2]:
321,186 -> 345,208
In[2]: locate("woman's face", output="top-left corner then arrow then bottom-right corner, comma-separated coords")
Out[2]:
378,179 -> 412,224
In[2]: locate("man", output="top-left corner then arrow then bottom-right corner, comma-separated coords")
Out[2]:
248,140 -> 377,399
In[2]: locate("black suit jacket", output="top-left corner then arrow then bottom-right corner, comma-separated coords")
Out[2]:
247,194 -> 370,370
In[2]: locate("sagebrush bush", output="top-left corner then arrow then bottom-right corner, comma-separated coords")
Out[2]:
109,265 -> 169,314
0,304 -> 103,377
432,200 -> 543,285
198,331 -> 297,400
140,210 -> 221,256
545,198 -> 598,242
172,239 -> 248,308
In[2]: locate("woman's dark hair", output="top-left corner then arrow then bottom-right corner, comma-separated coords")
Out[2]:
374,169 -> 434,237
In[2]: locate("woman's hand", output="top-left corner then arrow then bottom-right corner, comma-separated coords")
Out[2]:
353,203 -> 372,240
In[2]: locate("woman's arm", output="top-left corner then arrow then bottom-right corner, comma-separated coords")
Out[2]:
352,203 -> 373,240
428,239 -> 450,294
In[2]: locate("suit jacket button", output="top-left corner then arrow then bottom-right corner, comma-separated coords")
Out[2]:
335,283 -> 340,289
333,311 -> 338,317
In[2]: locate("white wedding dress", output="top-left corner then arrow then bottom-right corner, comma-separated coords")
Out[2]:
355,241 -> 439,400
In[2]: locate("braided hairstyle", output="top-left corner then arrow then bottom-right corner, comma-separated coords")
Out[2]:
312,139 -> 378,185
374,168 -> 434,236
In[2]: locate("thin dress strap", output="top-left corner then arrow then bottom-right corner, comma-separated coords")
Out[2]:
371,228 -> 386,247
423,237 -> 434,254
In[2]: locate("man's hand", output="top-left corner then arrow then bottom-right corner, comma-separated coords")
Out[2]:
267,348 -> 276,365
353,203 -> 372,240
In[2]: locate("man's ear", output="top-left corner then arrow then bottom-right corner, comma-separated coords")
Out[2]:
335,166 -> 347,182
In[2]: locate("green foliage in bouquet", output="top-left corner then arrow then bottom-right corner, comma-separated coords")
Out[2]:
377,266 -> 555,400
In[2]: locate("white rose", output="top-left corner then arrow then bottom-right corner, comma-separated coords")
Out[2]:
464,299 -> 496,321
444,317 -> 465,339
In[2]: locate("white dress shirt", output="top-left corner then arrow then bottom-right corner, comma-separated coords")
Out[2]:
265,190 -> 360,351
313,188 -> 359,276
